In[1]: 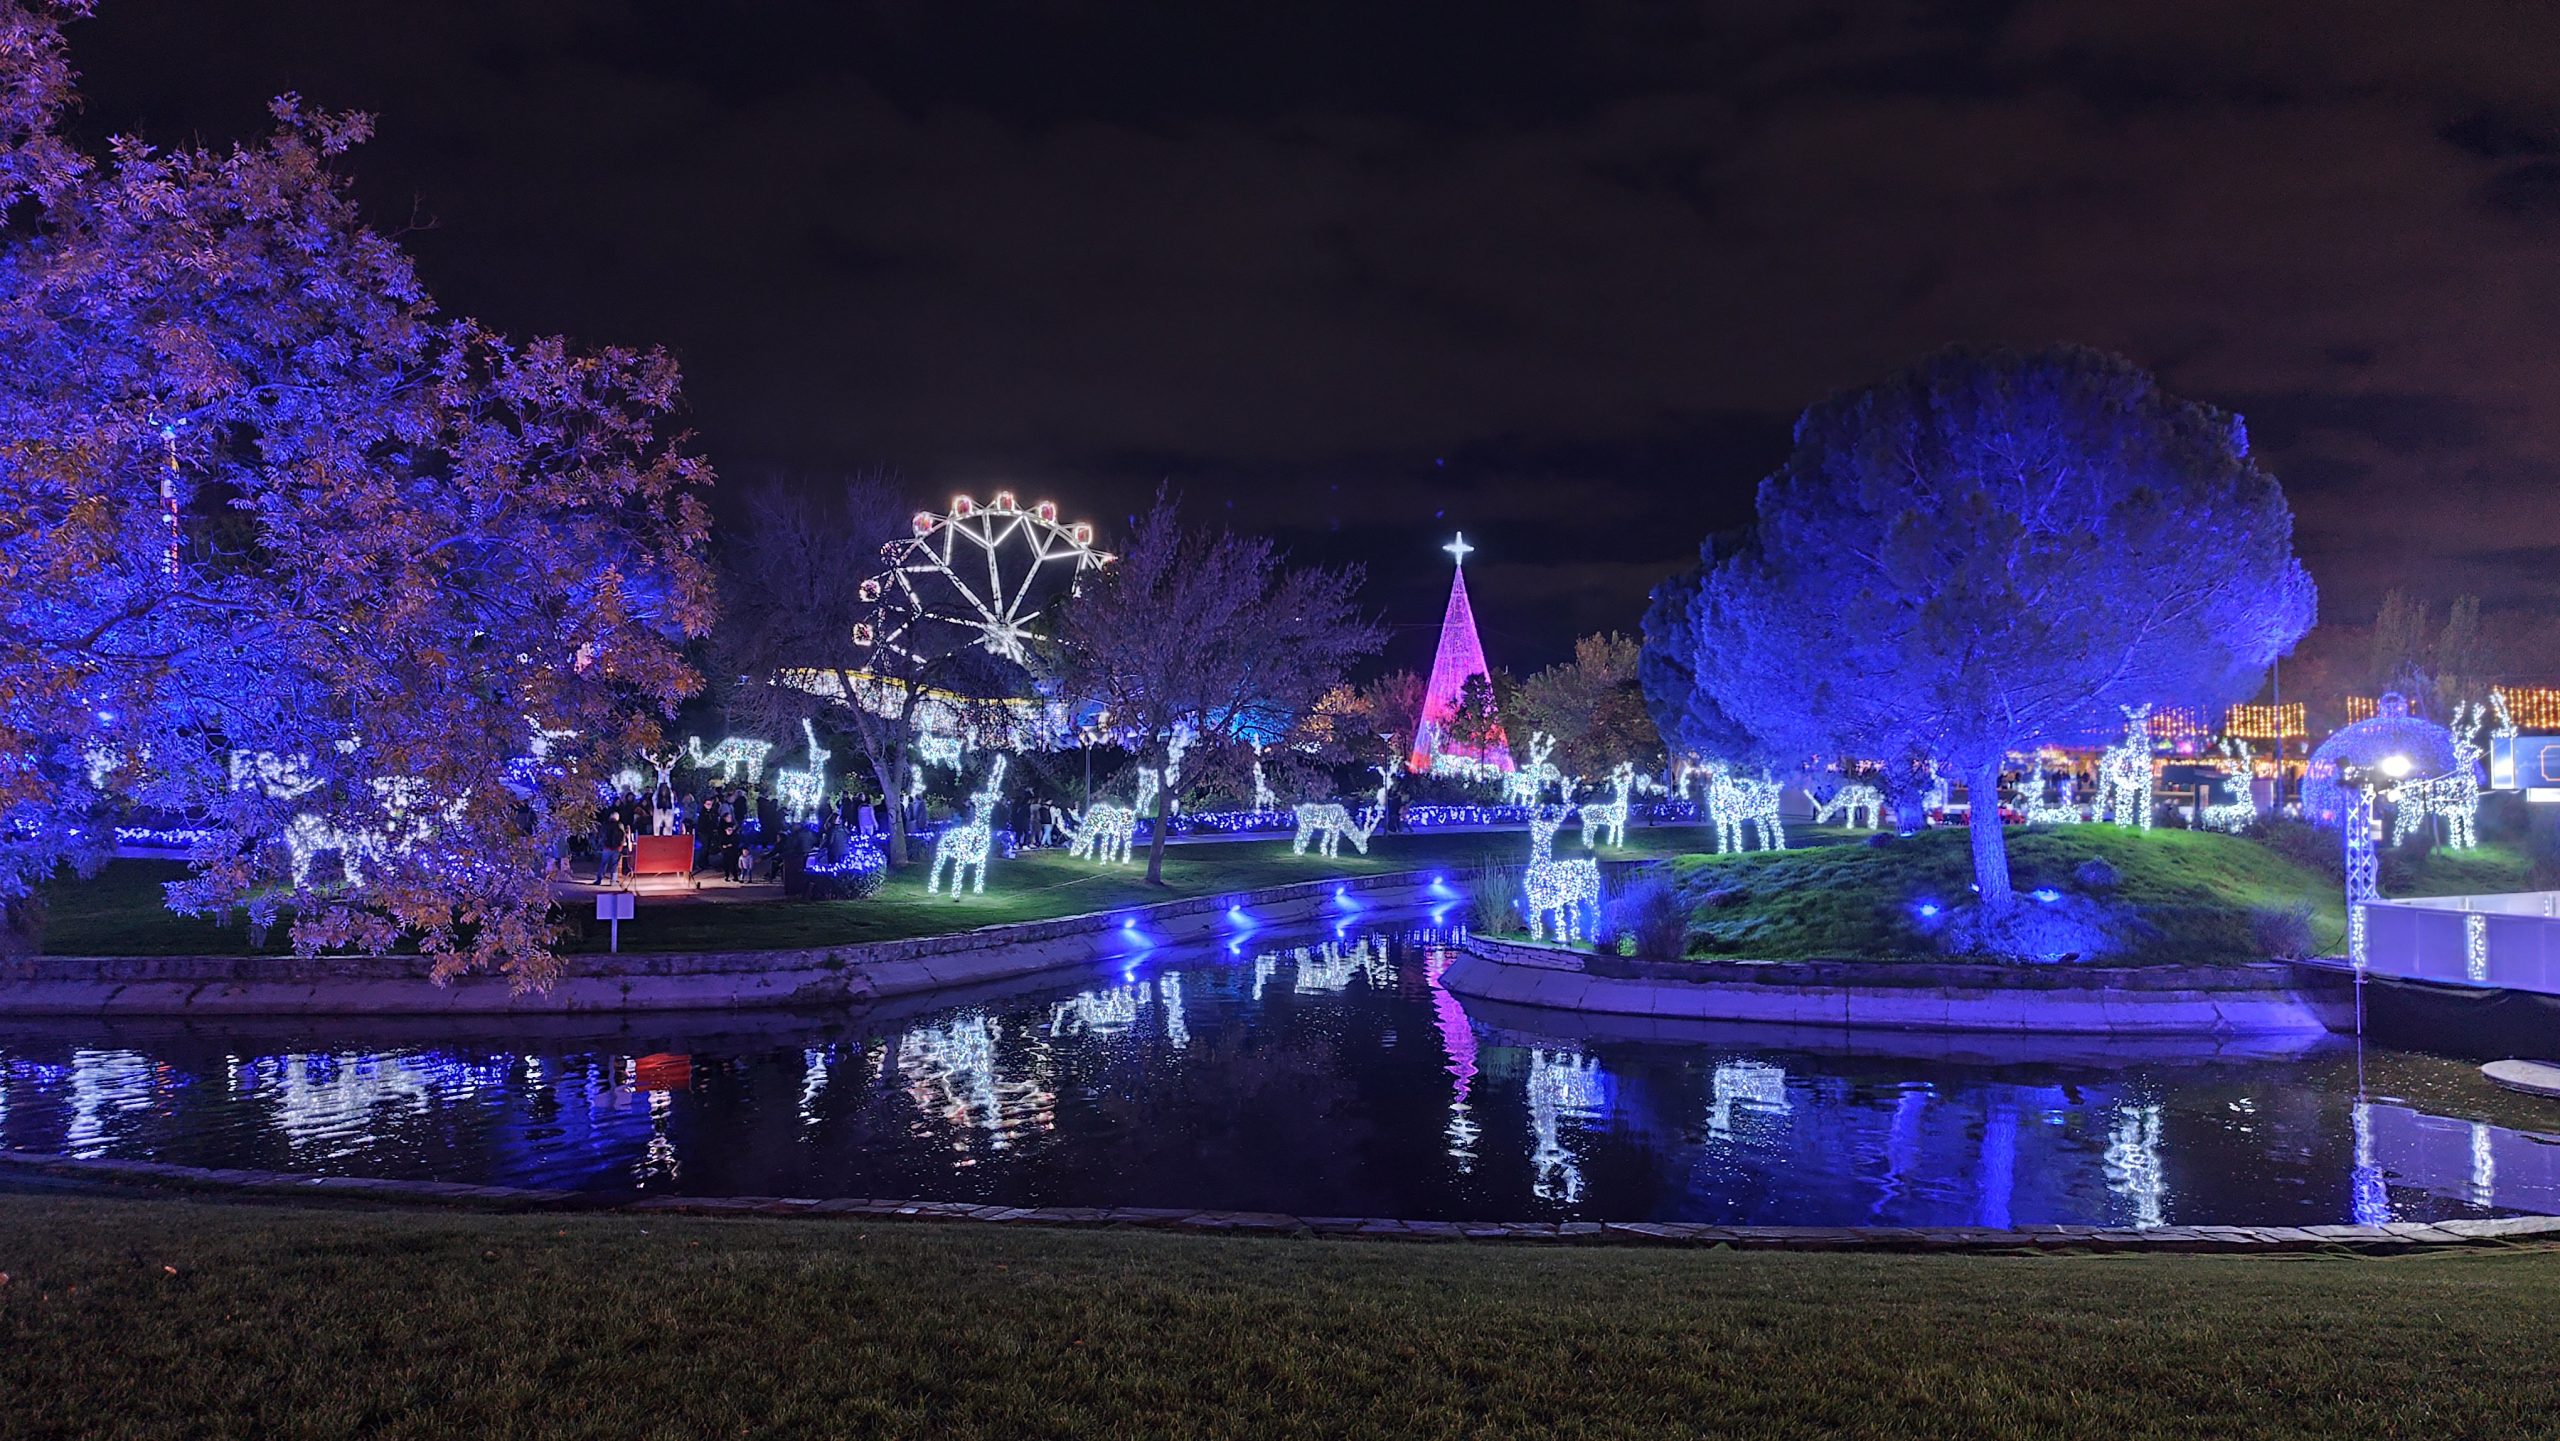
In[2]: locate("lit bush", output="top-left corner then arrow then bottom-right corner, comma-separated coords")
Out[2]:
1602,871 -> 1691,961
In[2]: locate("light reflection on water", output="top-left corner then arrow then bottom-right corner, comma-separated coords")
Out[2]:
3,921 -> 2558,1227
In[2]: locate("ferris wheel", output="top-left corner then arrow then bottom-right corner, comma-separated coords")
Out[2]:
853,491 -> 1108,669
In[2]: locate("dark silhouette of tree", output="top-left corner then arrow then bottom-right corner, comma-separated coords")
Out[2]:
0,4 -> 713,976
712,473 -> 1039,867
1513,633 -> 1661,777
1358,670 -> 1426,749
1687,345 -> 2315,909
2368,589 -> 2430,701
1444,674 -> 1507,759
1053,490 -> 1382,884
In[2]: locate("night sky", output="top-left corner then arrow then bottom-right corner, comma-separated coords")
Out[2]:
64,1 -> 2560,677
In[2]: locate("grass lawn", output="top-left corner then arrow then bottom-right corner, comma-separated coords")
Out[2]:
38,824 -> 1789,956
2,1192 -> 2557,1440
1633,827 -> 2342,964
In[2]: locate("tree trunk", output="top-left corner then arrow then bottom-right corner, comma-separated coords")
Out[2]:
870,752 -> 910,867
1144,758 -> 1170,886
0,891 -> 44,958
1969,759 -> 2012,910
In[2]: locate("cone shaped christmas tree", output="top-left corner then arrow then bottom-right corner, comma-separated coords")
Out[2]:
1407,534 -> 1514,774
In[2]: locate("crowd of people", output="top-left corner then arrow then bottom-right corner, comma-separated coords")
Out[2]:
565,777 -> 900,893
556,759 -> 1419,895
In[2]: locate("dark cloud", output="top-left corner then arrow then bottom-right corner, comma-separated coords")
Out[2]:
59,0 -> 2560,669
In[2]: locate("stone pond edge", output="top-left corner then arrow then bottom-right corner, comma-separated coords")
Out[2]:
6,1149 -> 2552,1254
0,868 -> 1453,1016
1441,935 -> 2345,1035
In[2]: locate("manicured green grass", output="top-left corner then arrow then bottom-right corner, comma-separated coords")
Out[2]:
38,826 -> 1776,956
1653,826 -> 2343,963
2,1192 -> 2557,1440
2388,837 -> 2533,896
611,825 -> 1811,953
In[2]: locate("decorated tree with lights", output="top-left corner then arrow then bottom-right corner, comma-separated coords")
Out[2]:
1052,490 -> 1382,884
1686,345 -> 2315,911
0,2 -> 715,975
1513,632 -> 1661,778
712,474 -> 1028,867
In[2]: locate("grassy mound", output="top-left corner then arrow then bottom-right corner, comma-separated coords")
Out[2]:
1663,826 -> 2341,964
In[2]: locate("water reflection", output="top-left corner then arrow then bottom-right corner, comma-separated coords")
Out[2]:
0,921 -> 2555,1228
1526,1049 -> 1607,1203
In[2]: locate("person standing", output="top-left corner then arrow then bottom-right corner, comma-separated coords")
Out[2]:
594,803 -> 625,886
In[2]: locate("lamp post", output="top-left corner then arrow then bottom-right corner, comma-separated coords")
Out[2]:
2342,755 -> 2409,969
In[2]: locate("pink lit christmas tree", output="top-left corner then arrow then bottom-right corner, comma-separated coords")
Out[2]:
1406,534 -> 1516,774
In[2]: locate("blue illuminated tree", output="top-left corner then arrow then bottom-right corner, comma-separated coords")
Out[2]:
0,4 -> 714,976
1687,345 -> 2315,909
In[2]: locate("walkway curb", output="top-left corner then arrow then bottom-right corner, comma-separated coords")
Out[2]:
9,1150 -> 2555,1254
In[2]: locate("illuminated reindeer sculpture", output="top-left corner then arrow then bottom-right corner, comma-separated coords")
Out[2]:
1522,778 -> 1601,942
2012,768 -> 2083,826
1706,766 -> 1785,853
1813,782 -> 1885,829
774,720 -> 831,821
2094,706 -> 2154,828
929,754 -> 1008,897
2392,703 -> 2486,851
2197,739 -> 2261,834
684,734 -> 774,787
1293,767 -> 1393,859
1581,762 -> 1638,849
1068,769 -> 1153,866
1502,732 -> 1561,807
1067,735 -> 1187,866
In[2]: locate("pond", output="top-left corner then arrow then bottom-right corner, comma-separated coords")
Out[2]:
4,915 -> 2556,1228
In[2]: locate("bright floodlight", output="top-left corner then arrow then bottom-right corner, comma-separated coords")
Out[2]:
2379,754 -> 2414,779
